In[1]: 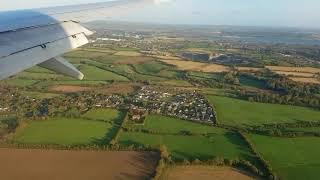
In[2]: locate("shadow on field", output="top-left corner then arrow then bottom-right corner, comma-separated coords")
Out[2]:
91,126 -> 119,145
116,152 -> 160,180
225,132 -> 268,175
90,110 -> 127,146
118,140 -> 146,148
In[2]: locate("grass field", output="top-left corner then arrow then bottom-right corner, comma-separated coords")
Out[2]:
15,72 -> 69,80
153,80 -> 192,87
125,114 -> 219,134
64,50 -> 112,59
188,71 -> 223,80
133,61 -> 171,74
3,79 -> 38,87
50,80 -> 109,86
82,108 -> 125,124
79,65 -> 129,81
13,118 -> 112,145
207,96 -> 320,126
114,56 -> 154,65
22,91 -> 61,99
120,115 -> 253,161
285,127 -> 320,133
119,131 -> 253,161
247,134 -> 320,180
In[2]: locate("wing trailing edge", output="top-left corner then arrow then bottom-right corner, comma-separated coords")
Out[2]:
39,57 -> 84,80
0,22 -> 91,80
0,0 -> 153,80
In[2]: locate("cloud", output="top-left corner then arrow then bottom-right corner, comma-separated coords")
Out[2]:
154,0 -> 173,5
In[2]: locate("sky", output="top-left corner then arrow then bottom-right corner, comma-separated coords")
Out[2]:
1,0 -> 320,29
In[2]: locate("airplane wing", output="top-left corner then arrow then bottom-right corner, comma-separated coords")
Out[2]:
0,0 -> 152,80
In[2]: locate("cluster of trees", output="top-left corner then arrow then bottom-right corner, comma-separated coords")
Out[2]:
222,72 -> 240,85
0,116 -> 19,137
178,157 -> 262,177
246,121 -> 320,138
238,132 -> 277,180
266,76 -> 320,96
242,91 -> 320,108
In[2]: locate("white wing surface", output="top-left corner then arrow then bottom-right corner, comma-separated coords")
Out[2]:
0,0 -> 152,80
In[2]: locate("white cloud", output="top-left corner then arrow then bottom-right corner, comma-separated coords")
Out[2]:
154,0 -> 173,5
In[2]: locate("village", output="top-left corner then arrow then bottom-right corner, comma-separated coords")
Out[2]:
129,86 -> 216,124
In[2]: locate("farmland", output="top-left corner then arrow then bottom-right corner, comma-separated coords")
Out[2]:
120,115 -> 254,161
160,59 -> 231,73
0,148 -> 159,180
13,118 -> 112,145
2,22 -> 320,180
247,134 -> 320,180
82,108 -> 126,124
160,166 -> 254,180
119,131 -> 253,161
266,66 -> 320,84
125,114 -> 222,134
79,65 -> 129,81
207,96 -> 320,126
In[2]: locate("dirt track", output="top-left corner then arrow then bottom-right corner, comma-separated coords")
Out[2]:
0,148 -> 159,180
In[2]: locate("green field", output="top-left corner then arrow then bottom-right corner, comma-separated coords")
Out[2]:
22,91 -> 61,99
153,80 -> 192,87
2,79 -> 38,87
26,66 -> 55,74
133,61 -> 171,75
13,118 -> 112,146
15,72 -> 69,80
125,114 -> 218,134
119,131 -> 253,161
82,108 -> 125,124
78,65 -> 129,81
247,134 -> 320,180
188,72 -> 223,80
207,96 -> 320,126
51,80 -> 109,86
120,115 -> 254,161
285,127 -> 320,133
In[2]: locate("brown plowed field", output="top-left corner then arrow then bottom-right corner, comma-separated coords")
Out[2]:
0,148 -> 159,180
161,166 -> 256,180
50,85 -> 92,93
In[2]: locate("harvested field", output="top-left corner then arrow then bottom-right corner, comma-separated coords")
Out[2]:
49,85 -> 92,93
160,59 -> 230,73
289,77 -> 320,84
160,166 -> 255,180
0,148 -> 159,180
273,71 -> 315,77
114,56 -> 154,65
98,83 -> 139,95
114,51 -> 142,56
152,55 -> 183,60
266,66 -> 320,74
237,67 -> 264,72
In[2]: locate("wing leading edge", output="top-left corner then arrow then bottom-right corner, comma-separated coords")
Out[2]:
0,0 -> 152,80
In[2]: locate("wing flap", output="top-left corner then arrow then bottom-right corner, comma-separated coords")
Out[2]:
39,56 -> 84,80
0,33 -> 88,80
0,21 -> 92,58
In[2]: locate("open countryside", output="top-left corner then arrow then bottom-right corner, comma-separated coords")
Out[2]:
1,21 -> 320,180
